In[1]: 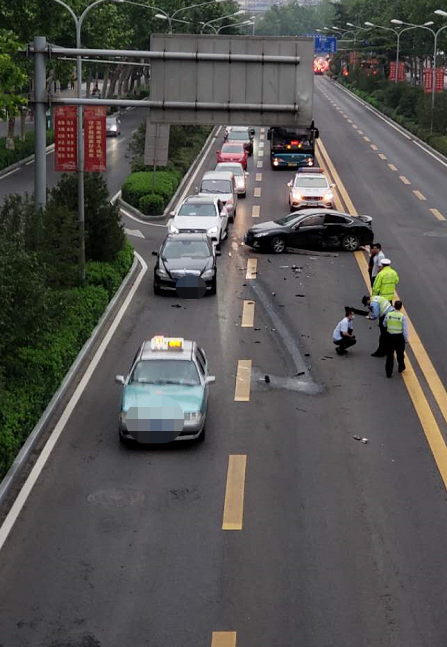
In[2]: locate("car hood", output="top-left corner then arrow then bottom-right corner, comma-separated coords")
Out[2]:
172,216 -> 219,230
292,187 -> 329,196
122,384 -> 204,414
248,220 -> 282,234
163,256 -> 212,275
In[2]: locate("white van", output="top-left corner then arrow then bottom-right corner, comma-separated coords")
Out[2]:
197,171 -> 238,222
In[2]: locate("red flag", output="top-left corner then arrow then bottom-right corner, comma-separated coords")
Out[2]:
435,68 -> 444,93
397,62 -> 405,82
54,106 -> 78,172
84,106 -> 107,172
423,67 -> 433,93
389,61 -> 396,81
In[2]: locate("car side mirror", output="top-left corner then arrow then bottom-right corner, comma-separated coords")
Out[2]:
206,376 -> 216,384
245,172 -> 249,176
152,251 -> 158,256
170,211 -> 176,217
287,181 -> 292,187
115,375 -> 125,385
216,150 -> 221,155
330,183 -> 336,188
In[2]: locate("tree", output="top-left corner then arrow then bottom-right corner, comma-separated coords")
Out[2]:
0,30 -> 27,149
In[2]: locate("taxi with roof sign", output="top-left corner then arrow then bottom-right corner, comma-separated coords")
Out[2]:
115,336 -> 215,444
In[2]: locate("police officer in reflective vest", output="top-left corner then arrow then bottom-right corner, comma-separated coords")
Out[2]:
383,300 -> 408,378
361,294 -> 394,357
372,258 -> 399,303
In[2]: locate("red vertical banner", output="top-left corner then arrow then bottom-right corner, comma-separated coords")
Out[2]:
84,106 -> 106,172
424,67 -> 433,93
389,61 -> 396,81
435,68 -> 444,93
398,62 -> 405,82
54,106 -> 78,172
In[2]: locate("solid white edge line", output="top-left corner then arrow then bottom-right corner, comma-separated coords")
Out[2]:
0,168 -> 20,178
412,139 -> 447,170
0,252 -> 148,553
176,126 -> 222,206
121,207 -> 167,228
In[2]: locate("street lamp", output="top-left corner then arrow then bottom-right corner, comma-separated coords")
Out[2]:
364,21 -> 424,84
122,0 -> 228,33
391,13 -> 447,133
51,0 -> 124,282
154,13 -> 192,29
216,20 -> 253,34
201,9 -> 245,33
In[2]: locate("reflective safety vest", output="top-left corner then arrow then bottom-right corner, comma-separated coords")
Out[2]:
386,311 -> 404,334
371,295 -> 392,317
372,266 -> 399,301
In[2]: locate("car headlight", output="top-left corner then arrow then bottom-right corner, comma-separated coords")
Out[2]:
110,125 -> 117,131
323,192 -> 333,201
185,411 -> 202,421
156,267 -> 169,278
273,159 -> 279,166
169,224 -> 179,234
254,231 -> 270,238
292,191 -> 303,200
207,226 -> 218,235
236,178 -> 244,187
202,268 -> 215,279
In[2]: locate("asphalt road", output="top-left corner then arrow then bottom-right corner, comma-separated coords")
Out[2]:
1,82 -> 447,647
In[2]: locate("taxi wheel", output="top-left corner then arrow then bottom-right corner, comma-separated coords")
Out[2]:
270,236 -> 286,254
341,233 -> 360,252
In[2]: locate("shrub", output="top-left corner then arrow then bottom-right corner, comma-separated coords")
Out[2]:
138,193 -> 165,215
113,240 -> 134,278
427,136 -> 447,157
122,170 -> 180,207
85,261 -> 122,298
0,130 -> 54,172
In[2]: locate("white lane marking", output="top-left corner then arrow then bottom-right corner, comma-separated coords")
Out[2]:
257,150 -> 264,158
0,168 -> 20,178
254,187 -> 261,198
412,139 -> 447,170
260,133 -> 264,140
120,207 -> 167,228
257,161 -> 263,168
252,205 -> 260,218
0,253 -> 148,552
110,190 -> 121,203
124,228 -> 145,238
25,160 -> 34,166
255,173 -> 262,182
260,128 -> 265,134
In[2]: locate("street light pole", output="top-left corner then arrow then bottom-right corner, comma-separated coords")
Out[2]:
216,20 -> 254,34
123,0 -> 228,34
51,0 -> 122,282
391,15 -> 447,133
364,22 -> 419,84
201,10 -> 245,33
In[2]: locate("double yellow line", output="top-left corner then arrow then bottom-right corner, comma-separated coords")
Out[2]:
317,137 -> 447,487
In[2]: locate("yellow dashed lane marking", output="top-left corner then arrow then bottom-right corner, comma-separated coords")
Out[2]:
370,144 -> 378,151
254,187 -> 262,198
258,140 -> 264,147
358,130 -> 364,134
413,190 -> 426,201
255,173 -> 262,182
246,258 -> 257,279
347,119 -> 353,123
430,208 -> 446,221
212,632 -> 237,647
388,164 -> 398,171
363,136 -> 370,142
234,361 -> 252,403
352,124 -> 358,129
260,127 -> 265,134
378,153 -> 387,160
251,205 -> 260,218
257,160 -> 263,168
241,300 -> 255,327
222,455 -> 247,529
260,133 -> 264,140
400,175 -> 411,184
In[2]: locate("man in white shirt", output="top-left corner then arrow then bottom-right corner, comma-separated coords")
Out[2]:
333,308 -> 357,355
370,243 -> 385,287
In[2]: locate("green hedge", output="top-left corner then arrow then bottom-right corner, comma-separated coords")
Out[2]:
0,130 -> 54,172
139,193 -> 165,215
0,242 -> 134,480
122,170 -> 180,205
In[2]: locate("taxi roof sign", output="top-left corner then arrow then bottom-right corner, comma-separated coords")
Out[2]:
150,336 -> 184,351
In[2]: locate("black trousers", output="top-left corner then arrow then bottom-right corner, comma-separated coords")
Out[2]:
385,333 -> 406,376
334,336 -> 357,352
374,315 -> 388,355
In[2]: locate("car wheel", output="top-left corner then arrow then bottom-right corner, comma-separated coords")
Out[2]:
197,426 -> 206,442
241,192 -> 246,198
153,282 -> 162,295
270,236 -> 286,254
340,233 -> 360,252
209,276 -> 217,295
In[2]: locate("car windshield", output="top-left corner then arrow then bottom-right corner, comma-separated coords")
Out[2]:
228,132 -> 248,141
178,203 -> 216,217
130,359 -> 200,386
294,177 -> 328,188
200,179 -> 232,194
274,213 -> 302,226
216,164 -> 243,177
223,144 -> 244,153
163,240 -> 210,258
106,118 -> 116,126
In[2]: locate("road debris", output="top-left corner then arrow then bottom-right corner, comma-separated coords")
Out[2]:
295,371 -> 305,376
171,304 -> 182,308
272,292 -> 276,296
353,436 -> 369,444
295,294 -> 306,297
295,407 -> 307,413
304,353 -> 310,357
279,265 -> 289,268
264,375 -> 270,383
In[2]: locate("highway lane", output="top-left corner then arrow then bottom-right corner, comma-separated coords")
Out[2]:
0,107 -> 144,202
2,113 -> 447,647
315,76 -> 447,391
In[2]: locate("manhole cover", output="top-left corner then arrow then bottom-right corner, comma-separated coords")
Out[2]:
87,488 -> 145,507
423,231 -> 447,237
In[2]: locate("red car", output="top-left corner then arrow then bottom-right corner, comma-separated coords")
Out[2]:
216,142 -> 248,171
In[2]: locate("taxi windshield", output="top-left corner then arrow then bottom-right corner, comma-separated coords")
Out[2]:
294,177 -> 328,188
130,360 -> 200,386
178,203 -> 216,217
200,179 -> 232,194
163,240 -> 210,258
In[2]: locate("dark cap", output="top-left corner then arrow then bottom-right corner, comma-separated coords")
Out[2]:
394,300 -> 402,309
361,295 -> 370,306
344,306 -> 354,315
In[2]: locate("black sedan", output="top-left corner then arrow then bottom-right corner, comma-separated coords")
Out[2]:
153,233 -> 219,295
244,209 -> 374,254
